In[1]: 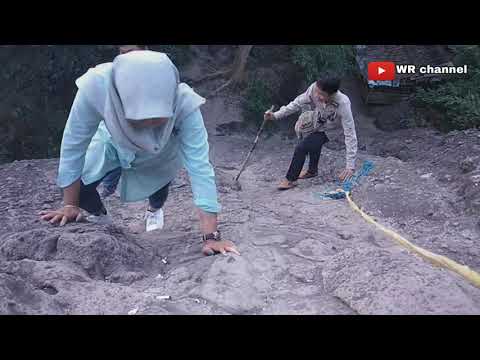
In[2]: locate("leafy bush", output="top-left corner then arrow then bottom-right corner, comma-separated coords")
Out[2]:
250,45 -> 293,66
243,78 -> 274,126
415,77 -> 480,131
291,45 -> 357,83
414,45 -> 480,131
242,77 -> 288,136
242,46 -> 358,133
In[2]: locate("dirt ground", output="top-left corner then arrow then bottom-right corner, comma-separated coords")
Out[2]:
1,47 -> 479,315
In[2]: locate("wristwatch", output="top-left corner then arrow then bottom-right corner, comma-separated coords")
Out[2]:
202,231 -> 221,242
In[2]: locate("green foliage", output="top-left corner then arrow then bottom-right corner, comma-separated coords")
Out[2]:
242,77 -> 284,136
243,78 -> 274,126
452,45 -> 480,67
291,45 -> 357,83
250,45 -> 293,66
0,45 -> 193,164
241,45 -> 358,133
414,45 -> 480,131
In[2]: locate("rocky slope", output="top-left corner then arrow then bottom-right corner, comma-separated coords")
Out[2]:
1,46 -> 479,315
1,94 -> 480,314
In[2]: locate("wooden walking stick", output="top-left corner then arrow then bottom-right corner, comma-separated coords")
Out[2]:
233,105 -> 275,190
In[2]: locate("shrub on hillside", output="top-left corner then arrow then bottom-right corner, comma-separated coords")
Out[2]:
291,45 -> 357,83
414,45 -> 480,131
243,78 -> 274,126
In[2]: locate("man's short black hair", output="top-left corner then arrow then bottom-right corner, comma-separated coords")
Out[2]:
316,77 -> 341,95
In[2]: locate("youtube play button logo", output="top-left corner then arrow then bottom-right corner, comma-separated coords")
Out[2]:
368,62 -> 396,81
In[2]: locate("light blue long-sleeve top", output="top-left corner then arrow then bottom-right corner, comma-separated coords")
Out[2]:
57,89 -> 221,214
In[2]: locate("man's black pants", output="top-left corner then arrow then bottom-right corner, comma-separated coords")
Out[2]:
286,131 -> 329,182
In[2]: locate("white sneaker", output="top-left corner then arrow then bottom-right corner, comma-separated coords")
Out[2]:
145,208 -> 164,232
86,213 -> 113,225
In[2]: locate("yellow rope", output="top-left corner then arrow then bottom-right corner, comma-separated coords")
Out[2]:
339,189 -> 480,289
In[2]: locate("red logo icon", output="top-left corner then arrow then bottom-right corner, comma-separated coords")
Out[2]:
368,62 -> 396,81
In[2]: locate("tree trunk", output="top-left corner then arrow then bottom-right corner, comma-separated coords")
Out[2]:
207,45 -> 254,96
230,45 -> 253,85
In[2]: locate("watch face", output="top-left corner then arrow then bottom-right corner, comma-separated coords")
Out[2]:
203,231 -> 221,242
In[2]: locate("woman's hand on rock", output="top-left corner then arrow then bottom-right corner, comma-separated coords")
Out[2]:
202,240 -> 241,256
39,206 -> 84,226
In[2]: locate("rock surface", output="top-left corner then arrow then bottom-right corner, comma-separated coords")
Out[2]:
1,47 -> 480,315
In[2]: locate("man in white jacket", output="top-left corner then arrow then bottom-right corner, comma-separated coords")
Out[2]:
264,77 -> 358,190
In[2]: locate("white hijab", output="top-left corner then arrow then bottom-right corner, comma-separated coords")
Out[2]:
75,50 -> 205,154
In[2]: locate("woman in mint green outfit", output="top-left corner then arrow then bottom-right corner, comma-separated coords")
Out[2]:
40,50 -> 239,256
